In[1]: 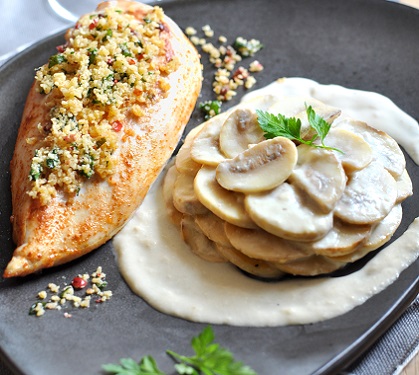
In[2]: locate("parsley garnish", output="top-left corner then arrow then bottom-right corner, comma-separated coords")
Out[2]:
46,148 -> 60,169
233,37 -> 263,57
48,53 -> 67,68
120,43 -> 133,57
199,100 -> 222,120
102,29 -> 113,42
29,150 -> 42,181
168,326 -> 257,375
103,356 -> 165,375
256,106 -> 342,153
102,326 -> 257,375
88,48 -> 98,65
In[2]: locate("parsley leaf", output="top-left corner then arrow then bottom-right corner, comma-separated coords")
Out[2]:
305,105 -> 332,148
167,326 -> 257,375
256,106 -> 342,153
233,37 -> 263,57
102,355 -> 165,375
102,326 -> 257,375
256,110 -> 302,140
199,100 -> 222,120
48,53 -> 67,68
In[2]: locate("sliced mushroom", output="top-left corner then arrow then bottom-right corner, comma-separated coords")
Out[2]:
288,145 -> 346,213
216,137 -> 298,193
332,205 -> 402,263
189,94 -> 294,167
301,220 -> 371,257
274,255 -> 345,276
194,166 -> 256,228
191,115 -> 227,166
195,212 -> 231,247
240,93 -> 282,111
162,165 -> 183,227
215,244 -> 285,279
362,203 -> 403,252
396,169 -> 413,203
322,127 -> 373,172
219,108 -> 265,158
173,172 -> 209,215
181,215 -> 227,263
295,103 -> 341,141
334,162 -> 398,225
224,222 -> 308,263
175,125 -> 204,175
335,118 -> 405,178
245,182 -> 334,241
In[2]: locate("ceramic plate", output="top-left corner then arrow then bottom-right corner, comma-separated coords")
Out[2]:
0,0 -> 418,374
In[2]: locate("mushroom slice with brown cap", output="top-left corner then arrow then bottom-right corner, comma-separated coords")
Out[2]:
195,212 -> 231,247
173,172 -> 209,215
288,145 -> 346,213
295,104 -> 341,141
332,205 -> 402,263
175,124 -> 204,175
395,169 -> 413,204
218,108 -> 265,158
245,182 -> 333,241
274,255 -> 345,276
190,94 -> 280,166
361,203 -> 403,253
301,220 -> 371,257
322,127 -> 373,172
224,222 -> 308,263
191,115 -> 227,166
181,215 -> 227,263
162,165 -> 183,227
194,166 -> 256,228
334,162 -> 398,225
335,118 -> 405,178
215,244 -> 285,279
216,137 -> 298,194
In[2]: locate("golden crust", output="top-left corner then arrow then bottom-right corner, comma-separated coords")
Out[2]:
4,1 -> 202,277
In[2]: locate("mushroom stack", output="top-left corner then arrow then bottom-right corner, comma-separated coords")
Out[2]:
163,96 -> 412,279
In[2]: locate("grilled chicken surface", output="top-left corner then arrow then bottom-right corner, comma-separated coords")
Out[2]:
4,1 -> 202,277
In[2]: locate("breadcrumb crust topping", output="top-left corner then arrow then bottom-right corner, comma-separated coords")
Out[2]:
28,6 -> 178,205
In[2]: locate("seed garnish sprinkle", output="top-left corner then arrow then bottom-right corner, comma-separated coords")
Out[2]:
29,266 -> 112,317
185,24 -> 264,118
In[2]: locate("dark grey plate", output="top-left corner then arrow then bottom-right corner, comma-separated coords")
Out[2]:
0,0 -> 418,374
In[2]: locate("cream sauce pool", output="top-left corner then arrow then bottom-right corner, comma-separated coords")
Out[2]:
113,77 -> 419,327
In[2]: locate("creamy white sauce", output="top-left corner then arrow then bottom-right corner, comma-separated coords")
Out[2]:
113,77 -> 419,327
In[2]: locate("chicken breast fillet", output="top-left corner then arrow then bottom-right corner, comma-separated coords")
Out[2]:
4,1 -> 202,277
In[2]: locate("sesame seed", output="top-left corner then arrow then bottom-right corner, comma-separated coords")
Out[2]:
38,291 -> 47,299
185,26 -> 197,36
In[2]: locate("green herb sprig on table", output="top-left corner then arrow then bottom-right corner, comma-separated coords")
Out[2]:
102,326 -> 257,375
256,105 -> 342,153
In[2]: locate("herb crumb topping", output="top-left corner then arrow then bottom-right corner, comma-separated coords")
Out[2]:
29,6 -> 177,205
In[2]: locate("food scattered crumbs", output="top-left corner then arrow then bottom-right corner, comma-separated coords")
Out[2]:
29,266 -> 112,317
185,24 -> 264,117
199,100 -> 222,120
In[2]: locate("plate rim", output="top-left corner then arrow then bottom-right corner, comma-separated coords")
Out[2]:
0,1 -> 418,374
